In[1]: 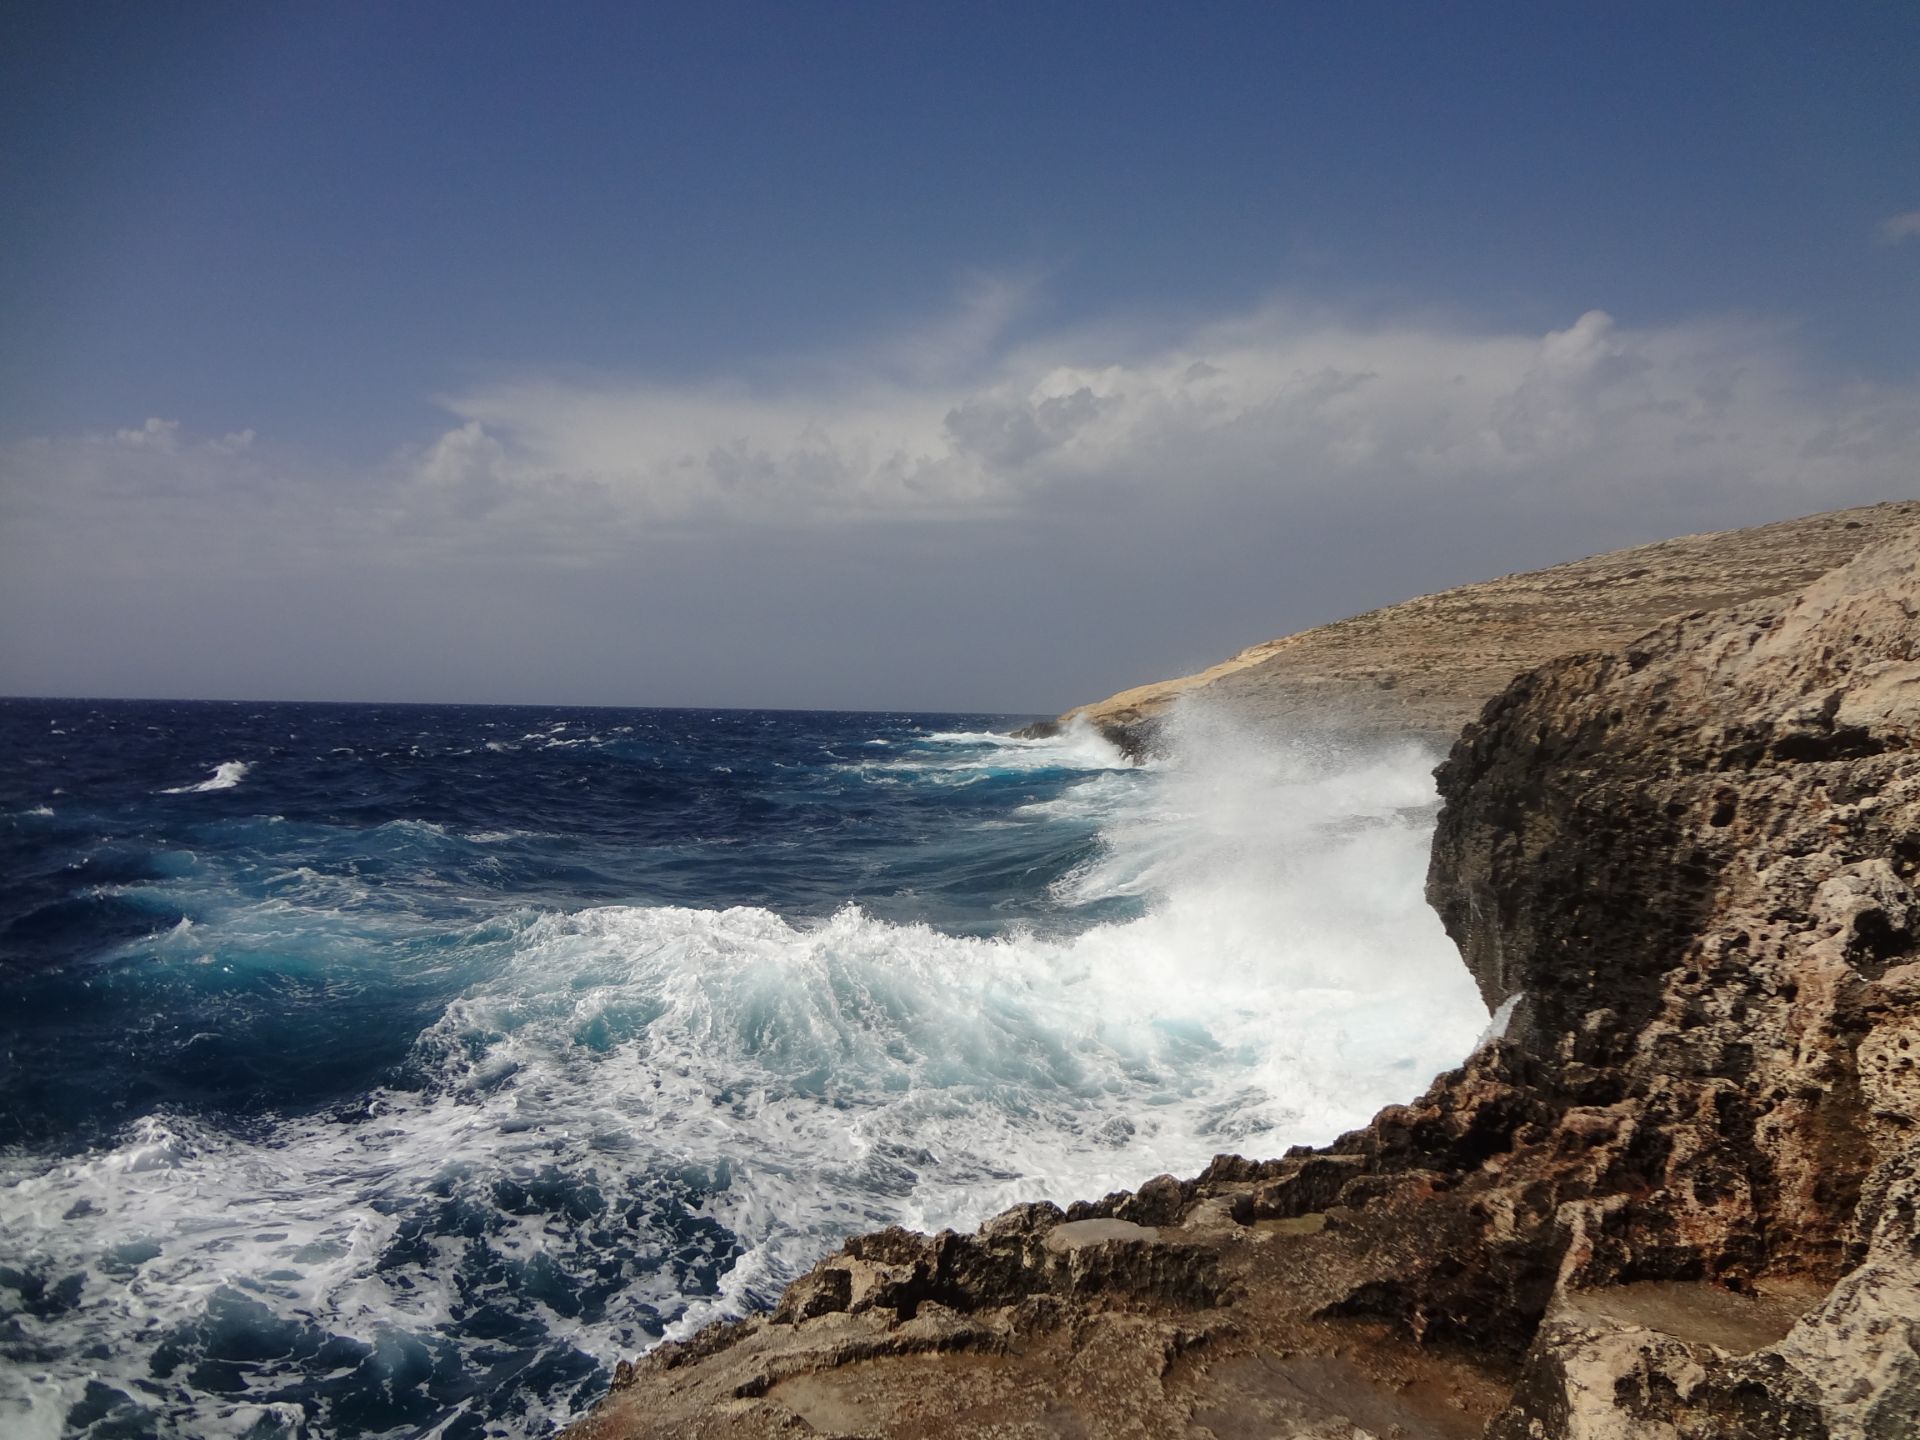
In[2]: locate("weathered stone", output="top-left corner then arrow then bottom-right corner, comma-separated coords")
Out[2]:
1042,1218 -> 1159,1252
1115,1173 -> 1186,1226
569,512 -> 1920,1440
1025,500 -> 1920,757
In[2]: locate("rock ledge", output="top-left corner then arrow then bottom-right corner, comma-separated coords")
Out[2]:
570,520 -> 1920,1440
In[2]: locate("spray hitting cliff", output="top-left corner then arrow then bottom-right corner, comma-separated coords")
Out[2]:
569,507 -> 1920,1439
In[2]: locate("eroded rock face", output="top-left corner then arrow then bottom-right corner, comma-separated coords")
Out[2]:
1409,534 -> 1920,1435
569,528 -> 1920,1440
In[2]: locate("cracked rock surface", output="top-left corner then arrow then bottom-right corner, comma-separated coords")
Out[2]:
569,520 -> 1920,1439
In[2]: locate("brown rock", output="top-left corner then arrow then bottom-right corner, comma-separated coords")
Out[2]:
1023,500 -> 1920,757
570,512 -> 1920,1439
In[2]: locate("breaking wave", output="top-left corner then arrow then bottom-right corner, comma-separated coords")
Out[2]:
161,760 -> 251,794
0,702 -> 1483,1438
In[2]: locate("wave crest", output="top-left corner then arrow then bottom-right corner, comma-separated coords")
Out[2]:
161,760 -> 251,794
2,709 -> 1485,1437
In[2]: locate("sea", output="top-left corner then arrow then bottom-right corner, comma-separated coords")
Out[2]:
0,697 -> 1487,1439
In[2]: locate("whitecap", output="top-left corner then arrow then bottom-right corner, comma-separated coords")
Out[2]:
161,760 -> 251,794
0,699 -> 1489,1437
856,718 -> 1134,787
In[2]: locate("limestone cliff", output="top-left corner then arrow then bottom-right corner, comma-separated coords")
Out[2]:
1024,501 -> 1920,757
569,516 -> 1920,1439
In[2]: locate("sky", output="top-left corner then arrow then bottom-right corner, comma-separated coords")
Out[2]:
2,2 -> 1918,713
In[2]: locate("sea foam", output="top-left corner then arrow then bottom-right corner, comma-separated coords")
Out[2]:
0,706 -> 1484,1438
161,760 -> 251,794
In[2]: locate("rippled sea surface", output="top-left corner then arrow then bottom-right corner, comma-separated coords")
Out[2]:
0,698 -> 1484,1438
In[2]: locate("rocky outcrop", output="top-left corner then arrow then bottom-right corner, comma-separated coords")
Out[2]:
569,520 -> 1920,1439
1021,501 -> 1920,758
1424,529 -> 1920,1437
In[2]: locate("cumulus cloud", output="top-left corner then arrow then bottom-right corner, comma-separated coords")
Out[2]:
1875,211 -> 1920,245
416,299 -> 1919,532
115,417 -> 181,451
11,296 -> 1919,558
410,420 -> 513,519
4,287 -> 1918,706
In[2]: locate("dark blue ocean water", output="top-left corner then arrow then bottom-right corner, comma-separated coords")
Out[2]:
0,697 -> 1484,1439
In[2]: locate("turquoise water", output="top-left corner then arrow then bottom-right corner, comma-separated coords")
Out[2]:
0,699 -> 1484,1438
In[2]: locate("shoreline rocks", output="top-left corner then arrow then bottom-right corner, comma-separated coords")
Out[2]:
569,512 -> 1919,1439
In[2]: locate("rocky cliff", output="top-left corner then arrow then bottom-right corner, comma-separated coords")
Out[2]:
1024,501 -> 1920,758
568,517 -> 1920,1440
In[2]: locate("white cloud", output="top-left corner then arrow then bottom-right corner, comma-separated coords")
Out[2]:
1875,211 -> 1920,245
411,419 -> 512,518
415,299 -> 1919,534
115,417 -> 180,451
4,287 -> 1919,707
7,290 -> 1920,581
874,269 -> 1043,382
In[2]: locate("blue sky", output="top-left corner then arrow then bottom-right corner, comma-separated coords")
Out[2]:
3,3 -> 1918,709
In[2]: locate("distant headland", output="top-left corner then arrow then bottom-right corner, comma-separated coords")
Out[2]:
1021,499 -> 1920,759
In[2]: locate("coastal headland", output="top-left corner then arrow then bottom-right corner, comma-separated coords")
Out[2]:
570,502 -> 1920,1439
1020,501 -> 1920,758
